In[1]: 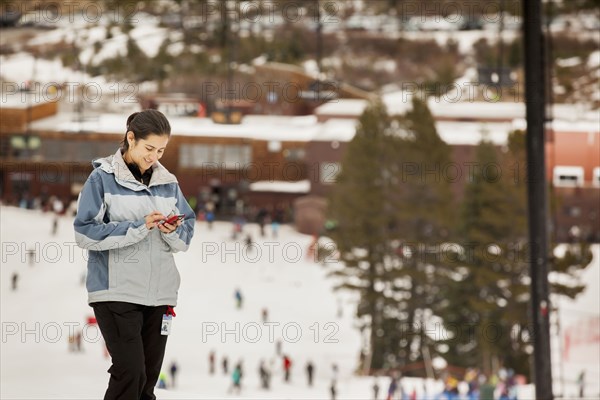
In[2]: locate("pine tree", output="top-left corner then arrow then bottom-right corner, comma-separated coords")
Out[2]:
328,100 -> 397,370
328,98 -> 455,371
386,98 -> 455,371
439,137 -> 529,374
440,131 -> 593,377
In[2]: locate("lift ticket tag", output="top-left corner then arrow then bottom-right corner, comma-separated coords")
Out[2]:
161,315 -> 172,335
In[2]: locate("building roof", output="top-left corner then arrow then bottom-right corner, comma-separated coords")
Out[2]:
0,92 -> 54,109
315,94 -> 600,126
429,100 -> 524,120
26,105 -> 598,146
28,111 -> 359,143
314,97 -> 527,120
313,94 -> 414,118
436,121 -> 515,145
249,180 -> 311,193
314,99 -> 369,116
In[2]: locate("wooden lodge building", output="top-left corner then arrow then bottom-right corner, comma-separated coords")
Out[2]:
1,92 -> 598,242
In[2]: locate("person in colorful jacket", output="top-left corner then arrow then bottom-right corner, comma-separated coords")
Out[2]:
74,109 -> 195,400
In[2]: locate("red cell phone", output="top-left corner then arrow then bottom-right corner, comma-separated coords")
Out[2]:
160,214 -> 185,225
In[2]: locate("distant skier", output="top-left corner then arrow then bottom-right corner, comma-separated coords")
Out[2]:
11,272 -> 18,291
306,234 -> 318,261
306,360 -> 315,386
235,288 -> 243,309
259,359 -> 271,389
205,201 -> 215,230
261,307 -> 269,323
205,211 -> 215,229
230,362 -> 242,394
232,215 -> 244,239
409,387 -> 417,400
26,248 -> 36,266
75,330 -> 82,352
157,372 -> 167,389
373,377 -> 380,400
283,354 -> 292,382
52,197 -> 63,215
68,332 -> 76,352
209,350 -> 216,375
237,360 -> 244,381
257,208 -> 268,237
271,219 -> 280,239
169,361 -> 178,388
387,375 -> 398,400
578,370 -> 585,398
331,363 -> 339,381
330,379 -> 338,400
222,356 -> 229,375
51,216 -> 58,235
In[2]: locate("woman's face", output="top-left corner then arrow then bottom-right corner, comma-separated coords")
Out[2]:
126,132 -> 169,171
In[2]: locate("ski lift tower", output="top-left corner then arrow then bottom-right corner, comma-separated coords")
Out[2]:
522,0 -> 553,398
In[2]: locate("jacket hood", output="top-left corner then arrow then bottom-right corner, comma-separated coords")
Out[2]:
93,149 -> 178,190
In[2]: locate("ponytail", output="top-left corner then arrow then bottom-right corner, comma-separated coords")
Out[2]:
121,110 -> 171,151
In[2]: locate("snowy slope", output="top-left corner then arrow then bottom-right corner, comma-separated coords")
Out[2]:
553,245 -> 600,398
0,206 -> 372,399
1,206 -> 596,399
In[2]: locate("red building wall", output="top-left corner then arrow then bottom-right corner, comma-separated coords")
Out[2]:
546,130 -> 600,186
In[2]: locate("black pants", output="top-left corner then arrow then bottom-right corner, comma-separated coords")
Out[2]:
92,302 -> 169,400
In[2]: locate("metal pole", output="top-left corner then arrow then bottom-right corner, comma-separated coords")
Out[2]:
522,1 -> 553,399
25,53 -> 37,159
315,0 -> 322,101
225,1 -> 232,123
497,0 -> 505,84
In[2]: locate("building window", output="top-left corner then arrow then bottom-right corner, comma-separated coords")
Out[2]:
593,167 -> 600,187
223,145 -> 251,169
268,141 -> 282,152
180,144 -> 252,169
320,162 -> 340,184
39,139 -> 114,162
43,139 -> 63,161
8,135 -> 41,159
553,166 -> 584,187
283,148 -> 306,161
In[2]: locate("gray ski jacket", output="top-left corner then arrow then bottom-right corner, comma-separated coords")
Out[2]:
74,149 -> 195,306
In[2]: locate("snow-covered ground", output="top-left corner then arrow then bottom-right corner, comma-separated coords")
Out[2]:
0,205 -> 415,399
1,206 -> 597,399
553,244 -> 600,399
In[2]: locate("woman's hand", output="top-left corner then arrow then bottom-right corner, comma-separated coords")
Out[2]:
157,218 -> 182,234
145,211 -> 166,230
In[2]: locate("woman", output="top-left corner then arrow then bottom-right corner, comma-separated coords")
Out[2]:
74,109 -> 195,399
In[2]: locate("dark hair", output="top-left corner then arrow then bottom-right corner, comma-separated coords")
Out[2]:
122,109 -> 171,151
